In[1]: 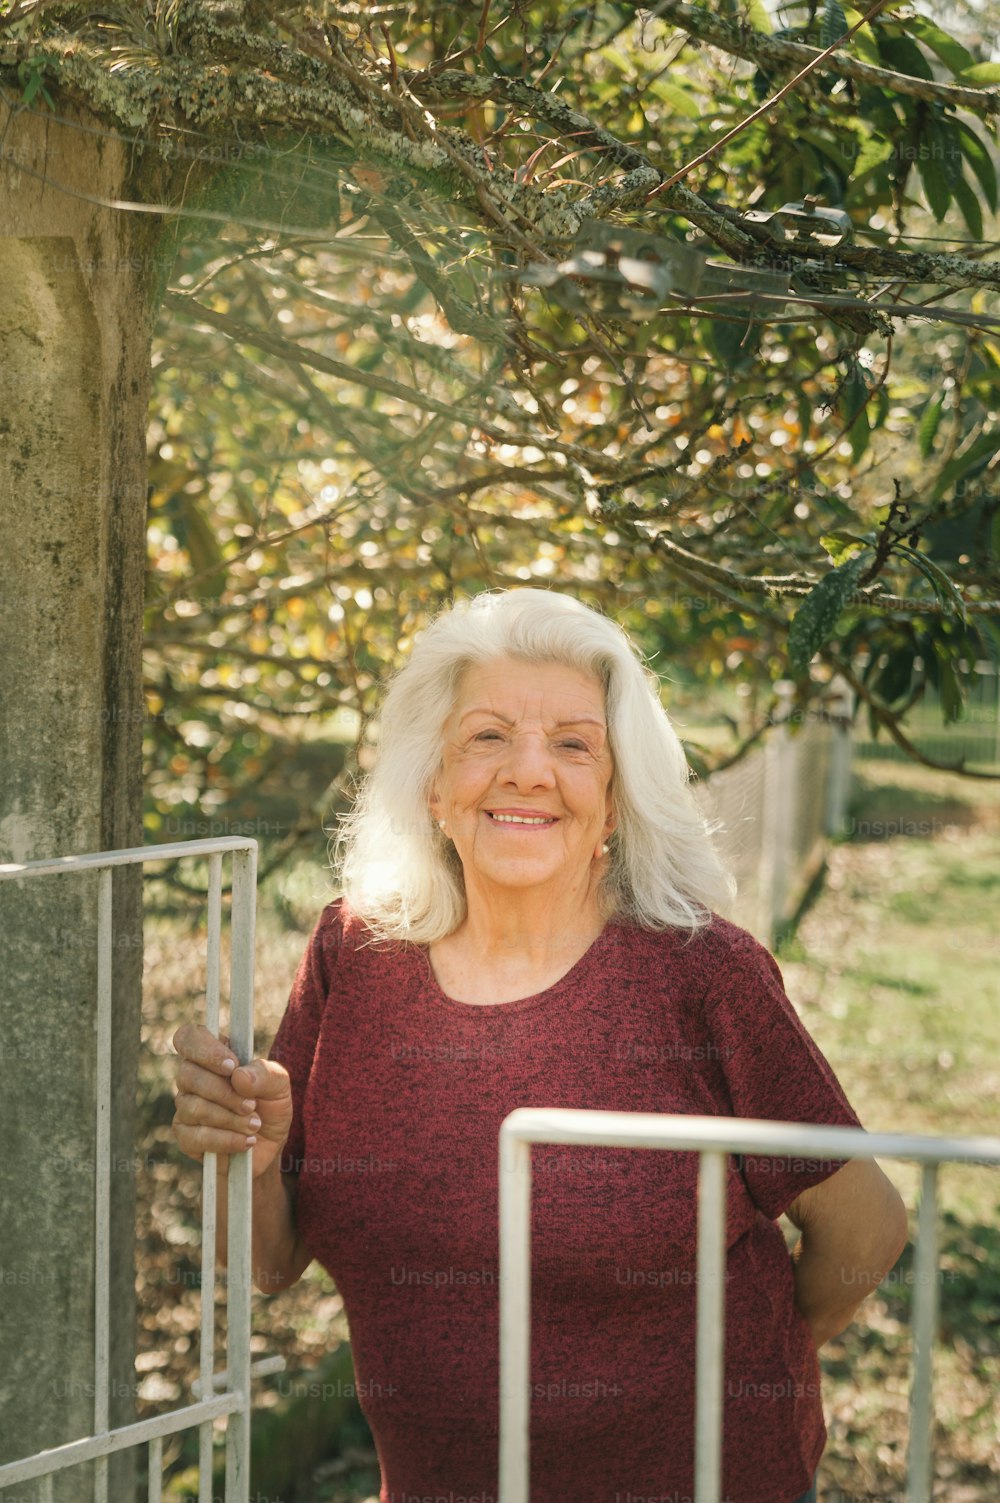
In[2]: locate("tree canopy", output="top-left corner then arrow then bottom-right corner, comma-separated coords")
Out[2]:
3,0 -> 1000,865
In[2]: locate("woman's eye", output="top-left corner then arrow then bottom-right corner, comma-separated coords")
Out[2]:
474,730 -> 503,742
559,740 -> 587,751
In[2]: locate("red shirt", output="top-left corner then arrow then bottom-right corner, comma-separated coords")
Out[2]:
268,898 -> 864,1503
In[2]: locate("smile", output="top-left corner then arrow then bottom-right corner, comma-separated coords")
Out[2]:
484,811 -> 557,826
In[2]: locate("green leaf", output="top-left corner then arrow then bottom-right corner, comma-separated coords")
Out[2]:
820,0 -> 848,50
787,554 -> 869,674
956,62 -> 1000,86
838,360 -> 871,463
877,32 -> 936,82
744,0 -> 772,33
482,42 -> 523,76
953,120 -> 998,214
600,46 -> 633,76
866,698 -> 881,741
932,429 -> 1000,503
841,8 -> 881,62
872,649 -> 915,709
820,529 -> 872,564
853,132 -> 895,177
707,315 -> 760,371
649,78 -> 703,120
894,543 -> 968,626
916,121 -> 952,221
179,494 -> 227,597
933,645 -> 964,723
951,170 -> 984,242
918,396 -> 944,459
902,16 -> 974,77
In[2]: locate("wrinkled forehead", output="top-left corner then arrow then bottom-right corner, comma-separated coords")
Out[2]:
448,654 -> 608,722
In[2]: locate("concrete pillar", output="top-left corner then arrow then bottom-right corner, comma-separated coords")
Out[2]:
0,98 -> 169,1503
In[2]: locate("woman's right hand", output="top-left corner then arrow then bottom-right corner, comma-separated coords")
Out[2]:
170,1022 -> 294,1182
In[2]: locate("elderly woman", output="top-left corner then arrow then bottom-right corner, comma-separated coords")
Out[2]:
172,587 -> 907,1503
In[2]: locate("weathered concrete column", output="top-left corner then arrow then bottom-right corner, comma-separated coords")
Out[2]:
0,99 -> 169,1503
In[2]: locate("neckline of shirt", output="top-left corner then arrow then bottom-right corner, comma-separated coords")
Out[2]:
416,919 -> 621,1013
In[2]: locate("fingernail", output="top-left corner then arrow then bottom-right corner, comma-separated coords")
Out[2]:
243,1099 -> 257,1113
247,1115 -> 261,1130
245,1136 -> 257,1147
221,1058 -> 237,1073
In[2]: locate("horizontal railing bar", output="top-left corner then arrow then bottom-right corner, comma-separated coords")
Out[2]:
499,1108 -> 1000,1168
191,1354 -> 287,1400
0,1394 -> 243,1487
0,836 -> 257,881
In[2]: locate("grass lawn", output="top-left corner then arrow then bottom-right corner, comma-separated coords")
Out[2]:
775,758 -> 1000,1503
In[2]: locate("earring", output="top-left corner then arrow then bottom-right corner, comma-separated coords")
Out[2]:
598,841 -> 609,857
438,819 -> 447,833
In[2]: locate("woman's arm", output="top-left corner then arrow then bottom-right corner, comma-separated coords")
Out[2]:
214,1155 -> 313,1294
785,1158 -> 909,1350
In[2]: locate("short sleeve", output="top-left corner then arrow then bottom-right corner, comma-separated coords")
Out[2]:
703,929 -> 865,1221
266,902 -> 341,1177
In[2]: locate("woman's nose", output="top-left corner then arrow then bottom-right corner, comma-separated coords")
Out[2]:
498,732 -> 556,786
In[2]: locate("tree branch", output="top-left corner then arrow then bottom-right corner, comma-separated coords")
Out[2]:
405,67 -> 757,254
648,0 -> 1000,118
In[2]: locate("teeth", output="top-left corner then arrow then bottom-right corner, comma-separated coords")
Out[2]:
489,813 -> 553,825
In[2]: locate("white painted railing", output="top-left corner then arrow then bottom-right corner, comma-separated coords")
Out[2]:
0,837 -> 280,1503
498,1107 -> 1000,1503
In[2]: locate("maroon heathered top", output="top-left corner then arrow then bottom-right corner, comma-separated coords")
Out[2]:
268,897 -> 864,1503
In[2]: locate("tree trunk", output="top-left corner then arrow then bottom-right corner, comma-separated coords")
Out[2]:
0,98 -> 169,1503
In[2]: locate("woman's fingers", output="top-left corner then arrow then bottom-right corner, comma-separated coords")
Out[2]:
175,1057 -> 258,1113
226,1058 -> 292,1108
173,1121 -> 259,1161
171,1021 -> 239,1076
169,1023 -> 292,1167
174,1090 -> 260,1136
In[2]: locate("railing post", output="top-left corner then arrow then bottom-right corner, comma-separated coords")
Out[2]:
225,845 -> 257,1503
694,1151 -> 728,1503
906,1164 -> 940,1503
94,866 -> 113,1503
200,853 -> 224,1503
498,1127 -> 533,1503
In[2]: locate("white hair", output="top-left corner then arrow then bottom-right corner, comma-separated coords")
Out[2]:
334,588 -> 735,940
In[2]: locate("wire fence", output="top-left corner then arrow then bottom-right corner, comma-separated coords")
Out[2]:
696,682 -> 852,944
852,659 -> 1000,771
696,659 -> 999,944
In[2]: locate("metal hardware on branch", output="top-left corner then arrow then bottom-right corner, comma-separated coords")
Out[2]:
517,217 -> 836,319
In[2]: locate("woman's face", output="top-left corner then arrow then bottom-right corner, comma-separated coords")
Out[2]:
428,656 -> 615,902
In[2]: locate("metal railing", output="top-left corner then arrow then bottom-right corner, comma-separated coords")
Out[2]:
0,837 -> 277,1503
498,1108 -> 1000,1503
